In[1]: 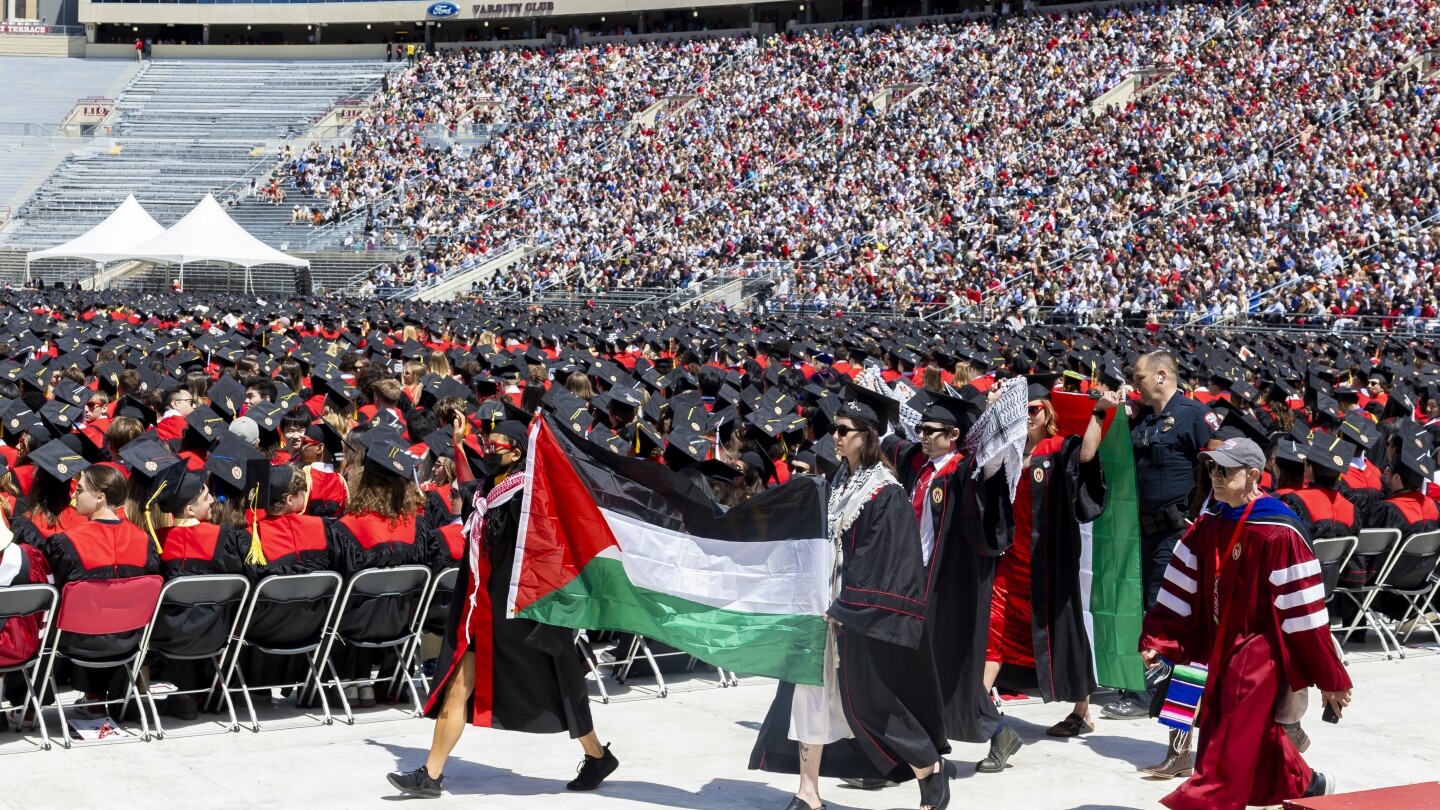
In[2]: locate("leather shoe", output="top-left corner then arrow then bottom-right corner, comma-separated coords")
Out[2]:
1143,730 -> 1193,779
1101,697 -> 1150,720
782,797 -> 824,810
917,760 -> 953,810
839,777 -> 893,790
976,724 -> 1022,773
1284,724 -> 1311,754
1046,712 -> 1094,737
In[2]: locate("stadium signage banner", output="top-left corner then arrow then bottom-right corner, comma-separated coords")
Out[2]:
427,2 -> 460,18
471,1 -> 555,18
0,23 -> 52,34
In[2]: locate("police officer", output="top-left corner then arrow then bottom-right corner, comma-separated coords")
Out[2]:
1100,350 -> 1220,779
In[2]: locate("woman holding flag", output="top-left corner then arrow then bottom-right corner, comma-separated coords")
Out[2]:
751,399 -> 953,810
388,420 -> 619,799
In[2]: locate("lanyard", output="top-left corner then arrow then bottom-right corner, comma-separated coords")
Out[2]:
1211,498 -> 1257,629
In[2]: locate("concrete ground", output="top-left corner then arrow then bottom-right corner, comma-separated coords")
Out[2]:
3,646 -> 1437,810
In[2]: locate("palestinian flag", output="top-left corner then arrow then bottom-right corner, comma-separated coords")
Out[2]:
508,414 -> 831,686
1081,407 -> 1148,692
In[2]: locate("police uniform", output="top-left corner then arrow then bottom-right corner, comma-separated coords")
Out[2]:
1130,391 -> 1219,607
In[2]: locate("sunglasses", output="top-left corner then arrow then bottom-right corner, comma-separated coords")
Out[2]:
1028,405 -> 1045,416
830,425 -> 859,438
916,425 -> 951,437
482,441 -> 517,453
1208,463 -> 1241,478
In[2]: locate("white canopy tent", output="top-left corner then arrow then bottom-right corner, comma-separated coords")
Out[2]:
25,194 -> 165,285
116,193 -> 308,292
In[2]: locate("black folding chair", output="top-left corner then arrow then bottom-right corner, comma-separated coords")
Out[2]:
1378,530 -> 1440,654
1335,528 -> 1402,659
406,566 -> 457,703
0,583 -> 58,752
312,565 -> 431,724
141,575 -> 251,738
1311,535 -> 1356,658
220,571 -> 343,731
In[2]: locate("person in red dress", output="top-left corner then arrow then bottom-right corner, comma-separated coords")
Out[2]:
985,382 -> 1107,737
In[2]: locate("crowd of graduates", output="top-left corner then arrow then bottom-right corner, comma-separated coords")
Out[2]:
0,289 -> 1435,804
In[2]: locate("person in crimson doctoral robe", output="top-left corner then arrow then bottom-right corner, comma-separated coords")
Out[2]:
389,420 -> 616,800
1140,437 -> 1352,809
986,384 -> 1106,738
150,472 -> 248,720
884,388 -> 1020,774
750,403 -> 951,810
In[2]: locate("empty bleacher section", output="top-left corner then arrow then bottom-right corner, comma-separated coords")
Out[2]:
0,57 -> 138,210
1,59 -> 394,284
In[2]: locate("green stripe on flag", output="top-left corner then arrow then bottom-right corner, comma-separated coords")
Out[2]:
519,556 -> 827,686
1089,408 -> 1148,692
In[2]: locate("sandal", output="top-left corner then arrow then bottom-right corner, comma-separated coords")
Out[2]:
1046,712 -> 1095,738
917,759 -> 952,810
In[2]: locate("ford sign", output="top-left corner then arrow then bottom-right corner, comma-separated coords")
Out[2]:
427,2 -> 459,17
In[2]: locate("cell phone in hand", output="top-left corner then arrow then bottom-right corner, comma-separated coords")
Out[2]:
1322,703 -> 1340,724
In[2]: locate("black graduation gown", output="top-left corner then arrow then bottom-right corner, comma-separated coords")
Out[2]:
885,436 -> 1019,743
152,523 -> 249,671
326,509 -> 436,679
750,484 -> 949,782
238,512 -> 333,687
1017,434 -> 1106,704
424,482 -> 594,737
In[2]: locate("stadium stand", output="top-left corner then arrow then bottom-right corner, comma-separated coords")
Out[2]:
1,60 -> 396,274
0,56 -> 139,210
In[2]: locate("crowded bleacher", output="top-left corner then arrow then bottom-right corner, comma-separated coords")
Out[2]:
256,0 -> 1439,330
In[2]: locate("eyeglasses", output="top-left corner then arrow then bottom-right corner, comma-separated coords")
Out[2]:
1028,405 -> 1045,416
830,425 -> 858,438
482,441 -> 517,453
916,425 -> 950,437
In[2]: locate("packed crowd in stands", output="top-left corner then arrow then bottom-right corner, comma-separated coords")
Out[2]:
265,0 -> 1439,330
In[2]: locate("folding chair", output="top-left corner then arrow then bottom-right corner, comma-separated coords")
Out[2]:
1312,535 -> 1357,658
1335,529 -> 1403,659
577,631 -> 737,700
1377,531 -> 1440,654
312,565 -> 431,725
141,575 -> 251,739
36,576 -> 164,748
220,571 -> 343,731
0,584 -> 59,752
405,566 -> 457,702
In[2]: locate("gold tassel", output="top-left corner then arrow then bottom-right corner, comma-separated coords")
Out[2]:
245,487 -> 267,566
144,481 -> 167,554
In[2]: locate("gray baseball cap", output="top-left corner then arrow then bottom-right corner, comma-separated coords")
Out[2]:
1201,437 -> 1267,471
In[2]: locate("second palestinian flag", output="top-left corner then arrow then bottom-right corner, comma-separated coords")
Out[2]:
508,414 -> 832,686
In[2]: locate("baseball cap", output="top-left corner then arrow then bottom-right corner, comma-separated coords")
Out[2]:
1200,437 -> 1266,472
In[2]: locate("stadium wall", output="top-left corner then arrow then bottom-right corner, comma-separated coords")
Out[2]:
0,31 -> 83,54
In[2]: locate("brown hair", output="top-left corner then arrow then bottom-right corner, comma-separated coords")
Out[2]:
371,377 -> 402,406
106,416 -> 145,457
81,464 -> 130,511
266,464 -> 309,513
565,371 -> 595,400
345,469 -> 425,523
838,417 -> 895,474
1038,400 -> 1059,437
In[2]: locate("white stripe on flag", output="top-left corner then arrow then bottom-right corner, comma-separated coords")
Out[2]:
601,508 -> 833,616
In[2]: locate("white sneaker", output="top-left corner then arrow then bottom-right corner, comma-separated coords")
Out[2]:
343,685 -> 359,705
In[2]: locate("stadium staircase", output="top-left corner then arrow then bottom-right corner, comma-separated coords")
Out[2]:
398,238 -> 551,302
3,59 -> 395,288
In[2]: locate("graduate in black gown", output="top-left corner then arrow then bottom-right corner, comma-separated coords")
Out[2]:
750,403 -> 952,810
388,420 -> 618,799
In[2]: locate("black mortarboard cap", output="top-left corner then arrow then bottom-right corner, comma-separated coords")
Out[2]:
29,438 -> 90,482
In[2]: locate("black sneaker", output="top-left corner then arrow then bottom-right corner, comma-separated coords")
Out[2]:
387,765 -> 444,798
567,744 -> 619,791
1302,771 -> 1336,798
1101,697 -> 1150,720
166,694 -> 199,721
